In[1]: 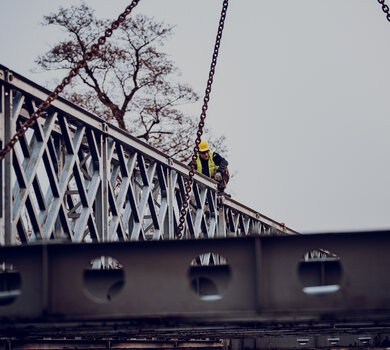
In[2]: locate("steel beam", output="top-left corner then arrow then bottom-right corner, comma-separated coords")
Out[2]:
0,339 -> 224,350
0,231 -> 389,339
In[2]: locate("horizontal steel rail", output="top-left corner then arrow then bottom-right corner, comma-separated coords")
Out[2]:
0,64 -> 296,245
2,335 -> 390,350
0,230 -> 389,340
0,339 -> 225,350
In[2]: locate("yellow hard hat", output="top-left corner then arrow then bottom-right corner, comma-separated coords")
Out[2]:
198,139 -> 209,152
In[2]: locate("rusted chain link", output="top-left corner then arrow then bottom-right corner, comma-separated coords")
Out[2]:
0,0 -> 141,162
176,0 -> 229,239
378,0 -> 390,21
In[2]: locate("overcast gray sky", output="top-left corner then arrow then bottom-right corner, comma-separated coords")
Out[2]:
1,0 -> 390,233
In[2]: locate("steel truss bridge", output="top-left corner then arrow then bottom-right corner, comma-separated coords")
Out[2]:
0,64 -> 294,245
1,66 -> 390,349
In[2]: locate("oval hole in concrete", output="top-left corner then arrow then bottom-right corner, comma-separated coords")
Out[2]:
0,261 -> 21,306
83,256 -> 124,303
298,249 -> 342,295
188,252 -> 231,301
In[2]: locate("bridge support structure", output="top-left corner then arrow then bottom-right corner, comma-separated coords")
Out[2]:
0,230 -> 389,347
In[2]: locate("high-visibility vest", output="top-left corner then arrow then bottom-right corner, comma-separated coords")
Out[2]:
196,151 -> 219,177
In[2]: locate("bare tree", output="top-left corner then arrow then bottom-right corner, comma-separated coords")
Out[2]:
36,2 -> 227,161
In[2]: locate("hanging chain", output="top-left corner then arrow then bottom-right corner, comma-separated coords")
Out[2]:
378,0 -> 390,21
0,0 -> 141,162
176,0 -> 229,239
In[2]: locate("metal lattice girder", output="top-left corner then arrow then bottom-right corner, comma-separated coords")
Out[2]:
0,230 -> 389,338
0,65 -> 296,244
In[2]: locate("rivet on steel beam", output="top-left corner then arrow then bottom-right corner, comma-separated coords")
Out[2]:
102,122 -> 108,133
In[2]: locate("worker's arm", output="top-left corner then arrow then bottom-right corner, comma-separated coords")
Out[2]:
213,152 -> 228,172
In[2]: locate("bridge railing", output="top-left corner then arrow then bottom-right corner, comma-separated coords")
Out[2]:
0,65 -> 296,245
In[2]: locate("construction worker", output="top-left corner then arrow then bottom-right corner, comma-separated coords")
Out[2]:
193,139 -> 230,196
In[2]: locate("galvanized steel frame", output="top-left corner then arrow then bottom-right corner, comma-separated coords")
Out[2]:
0,65 -> 295,245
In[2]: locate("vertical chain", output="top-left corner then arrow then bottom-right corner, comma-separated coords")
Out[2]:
176,0 -> 229,239
0,0 -> 141,161
377,0 -> 390,21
